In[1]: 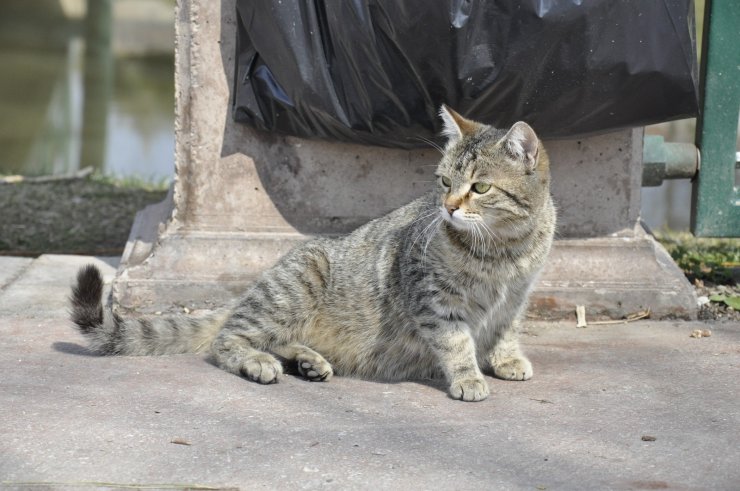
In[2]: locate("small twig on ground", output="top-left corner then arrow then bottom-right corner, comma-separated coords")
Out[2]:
590,309 -> 651,325
170,438 -> 192,446
575,305 -> 587,328
529,398 -> 555,404
574,307 -> 651,328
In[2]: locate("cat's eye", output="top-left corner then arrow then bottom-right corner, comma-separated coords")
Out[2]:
472,182 -> 491,194
439,176 -> 452,187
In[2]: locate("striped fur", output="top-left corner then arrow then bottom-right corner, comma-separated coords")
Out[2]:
70,265 -> 229,356
70,107 -> 556,401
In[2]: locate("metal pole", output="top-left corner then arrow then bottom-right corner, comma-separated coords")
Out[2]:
80,0 -> 113,173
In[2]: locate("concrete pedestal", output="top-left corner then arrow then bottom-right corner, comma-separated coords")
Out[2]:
112,0 -> 696,320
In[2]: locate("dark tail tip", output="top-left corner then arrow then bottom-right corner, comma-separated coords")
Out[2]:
70,264 -> 104,333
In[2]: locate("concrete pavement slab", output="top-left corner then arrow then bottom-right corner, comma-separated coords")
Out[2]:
0,257 -> 32,290
0,255 -> 738,489
0,255 -> 118,317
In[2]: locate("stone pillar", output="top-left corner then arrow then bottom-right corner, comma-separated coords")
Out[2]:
113,0 -> 696,319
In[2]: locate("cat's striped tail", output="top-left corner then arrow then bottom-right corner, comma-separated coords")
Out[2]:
69,264 -> 227,356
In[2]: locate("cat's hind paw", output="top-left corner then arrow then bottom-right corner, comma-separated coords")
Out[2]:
296,353 -> 333,382
449,377 -> 490,402
491,356 -> 533,381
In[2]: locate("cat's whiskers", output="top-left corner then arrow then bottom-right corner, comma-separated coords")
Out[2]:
408,210 -> 443,252
470,221 -> 481,260
408,209 -> 441,228
456,215 -> 487,261
421,216 -> 443,268
484,224 -> 496,256
478,221 -> 501,256
476,223 -> 487,259
411,212 -> 443,259
448,222 -> 482,283
412,136 -> 444,154
471,222 -> 485,259
471,226 -> 481,268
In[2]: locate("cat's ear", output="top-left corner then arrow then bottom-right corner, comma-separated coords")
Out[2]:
503,121 -> 539,173
439,105 -> 479,145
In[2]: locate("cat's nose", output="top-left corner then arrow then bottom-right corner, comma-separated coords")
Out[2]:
444,197 -> 463,216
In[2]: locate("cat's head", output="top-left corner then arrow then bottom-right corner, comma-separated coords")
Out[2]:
435,105 -> 551,238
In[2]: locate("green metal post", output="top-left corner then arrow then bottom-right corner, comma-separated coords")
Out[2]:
80,0 -> 113,173
691,0 -> 740,237
642,135 -> 699,187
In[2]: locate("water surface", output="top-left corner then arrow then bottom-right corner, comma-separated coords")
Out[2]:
0,1 -> 174,183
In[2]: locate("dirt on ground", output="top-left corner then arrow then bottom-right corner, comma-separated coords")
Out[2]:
694,281 -> 740,322
0,177 -> 167,256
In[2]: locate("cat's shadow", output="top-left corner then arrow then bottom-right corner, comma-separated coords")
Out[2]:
55,347 -> 455,397
52,342 -> 96,357
203,354 -> 449,394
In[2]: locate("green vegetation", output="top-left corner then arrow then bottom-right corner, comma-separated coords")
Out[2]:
709,294 -> 740,310
656,229 -> 739,316
656,230 -> 739,285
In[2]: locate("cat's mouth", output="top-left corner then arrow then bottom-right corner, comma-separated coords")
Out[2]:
439,206 -> 480,231
439,207 -> 511,243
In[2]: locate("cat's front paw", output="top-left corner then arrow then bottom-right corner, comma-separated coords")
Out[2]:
492,356 -> 533,381
449,377 -> 490,402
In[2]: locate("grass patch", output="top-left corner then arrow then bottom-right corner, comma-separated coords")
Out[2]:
654,230 -> 739,285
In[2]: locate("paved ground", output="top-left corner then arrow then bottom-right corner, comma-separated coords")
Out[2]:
0,255 -> 738,490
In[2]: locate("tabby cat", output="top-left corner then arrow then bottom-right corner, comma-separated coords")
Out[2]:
70,106 -> 556,402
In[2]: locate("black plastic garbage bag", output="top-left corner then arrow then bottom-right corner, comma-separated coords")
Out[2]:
233,0 -> 698,148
